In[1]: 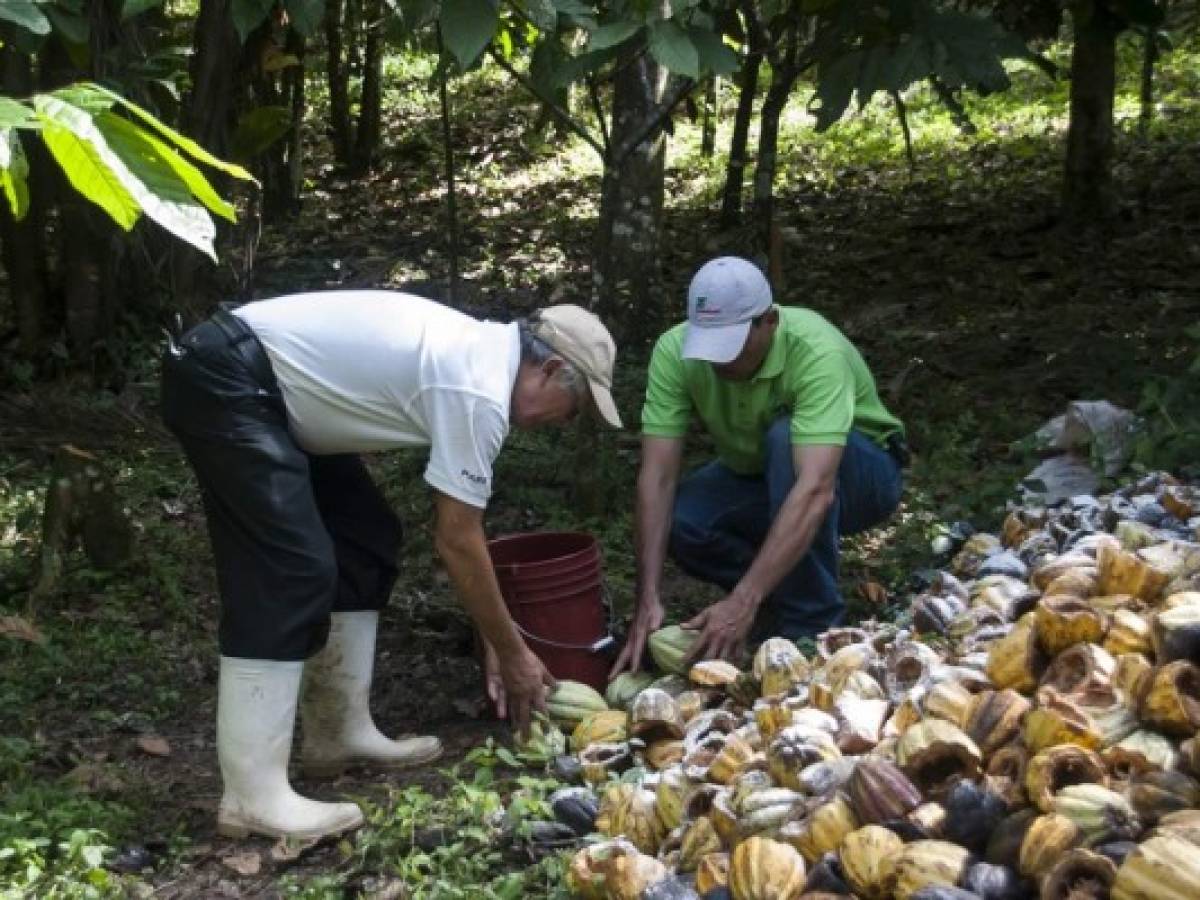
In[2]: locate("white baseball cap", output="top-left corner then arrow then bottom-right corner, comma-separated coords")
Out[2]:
529,304 -> 622,429
682,257 -> 773,363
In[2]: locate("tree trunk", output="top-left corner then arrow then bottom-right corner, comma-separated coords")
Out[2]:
593,55 -> 668,344
1062,5 -> 1120,224
177,0 -> 242,315
185,0 -> 241,154
60,202 -> 113,355
700,77 -> 718,157
1139,27 -> 1157,137
751,65 -> 800,263
719,47 -> 762,229
352,0 -> 384,174
437,26 -> 461,305
325,0 -> 354,165
0,42 -> 48,356
29,444 -> 133,614
286,34 -> 307,204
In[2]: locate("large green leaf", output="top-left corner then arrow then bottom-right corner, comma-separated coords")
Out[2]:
0,98 -> 35,128
855,45 -> 887,109
589,21 -> 640,50
551,0 -> 592,14
439,0 -> 498,67
0,1 -> 51,35
0,128 -> 31,221
121,0 -> 165,19
51,83 -> 119,115
45,5 -> 89,43
528,35 -> 566,95
285,0 -> 325,37
229,106 -> 294,161
35,102 -> 141,231
812,50 -> 862,131
543,44 -> 621,89
926,11 -> 1017,94
232,0 -> 274,42
36,97 -> 217,258
93,112 -> 219,256
881,34 -> 930,93
85,83 -> 256,182
689,27 -> 739,76
97,111 -> 236,222
647,20 -> 698,77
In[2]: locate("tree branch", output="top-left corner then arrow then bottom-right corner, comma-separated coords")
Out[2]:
740,0 -> 785,70
586,76 -> 611,156
929,76 -> 976,135
891,89 -> 916,173
487,47 -> 606,157
610,76 -> 696,166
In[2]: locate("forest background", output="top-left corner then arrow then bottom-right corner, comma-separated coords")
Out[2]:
0,0 -> 1198,894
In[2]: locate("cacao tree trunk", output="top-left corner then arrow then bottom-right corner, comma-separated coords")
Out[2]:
700,77 -> 718,158
286,34 -> 307,203
185,0 -> 241,154
1138,27 -> 1157,137
325,0 -> 354,165
719,45 -> 763,229
1062,5 -> 1120,224
177,0 -> 242,315
0,41 -> 48,356
751,66 -> 800,261
592,54 -> 668,344
352,0 -> 384,173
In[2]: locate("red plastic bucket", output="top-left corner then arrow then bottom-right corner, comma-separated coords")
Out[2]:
487,532 -> 612,692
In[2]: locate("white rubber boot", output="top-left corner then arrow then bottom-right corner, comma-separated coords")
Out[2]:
216,657 -> 364,840
301,611 -> 443,777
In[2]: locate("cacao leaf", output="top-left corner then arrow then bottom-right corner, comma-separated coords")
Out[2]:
0,1 -> 51,35
589,20 -> 640,50
439,0 -> 499,68
648,19 -> 698,77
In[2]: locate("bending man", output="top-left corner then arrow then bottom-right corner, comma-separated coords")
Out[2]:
612,257 -> 903,671
161,291 -> 621,841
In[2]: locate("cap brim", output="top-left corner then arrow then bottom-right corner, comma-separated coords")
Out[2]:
681,320 -> 752,364
587,380 -> 623,429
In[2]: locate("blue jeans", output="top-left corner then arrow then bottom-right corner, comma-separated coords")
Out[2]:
668,419 -> 903,640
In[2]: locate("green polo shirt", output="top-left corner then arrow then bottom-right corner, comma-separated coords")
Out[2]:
641,307 -> 904,475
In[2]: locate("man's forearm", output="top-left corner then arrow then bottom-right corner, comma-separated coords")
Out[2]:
734,482 -> 836,607
437,531 -> 525,657
634,472 -> 675,604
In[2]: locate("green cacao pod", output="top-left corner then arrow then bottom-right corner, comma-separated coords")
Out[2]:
649,625 -> 698,676
546,680 -> 609,727
606,672 -> 656,710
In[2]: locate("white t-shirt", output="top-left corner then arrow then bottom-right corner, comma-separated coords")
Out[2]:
234,290 -> 519,508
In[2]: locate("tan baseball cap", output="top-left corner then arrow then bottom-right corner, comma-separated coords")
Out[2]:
529,304 -> 622,429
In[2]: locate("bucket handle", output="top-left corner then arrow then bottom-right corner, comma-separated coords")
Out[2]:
513,621 -> 615,653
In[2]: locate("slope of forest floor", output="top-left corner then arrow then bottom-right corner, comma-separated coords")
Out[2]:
2,38 -> 1199,898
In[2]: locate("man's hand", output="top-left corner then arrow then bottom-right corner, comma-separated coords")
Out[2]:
682,590 -> 758,663
496,644 -> 557,738
432,491 -> 556,738
609,595 -> 665,677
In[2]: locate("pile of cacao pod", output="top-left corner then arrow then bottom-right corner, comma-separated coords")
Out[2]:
541,474 -> 1200,900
